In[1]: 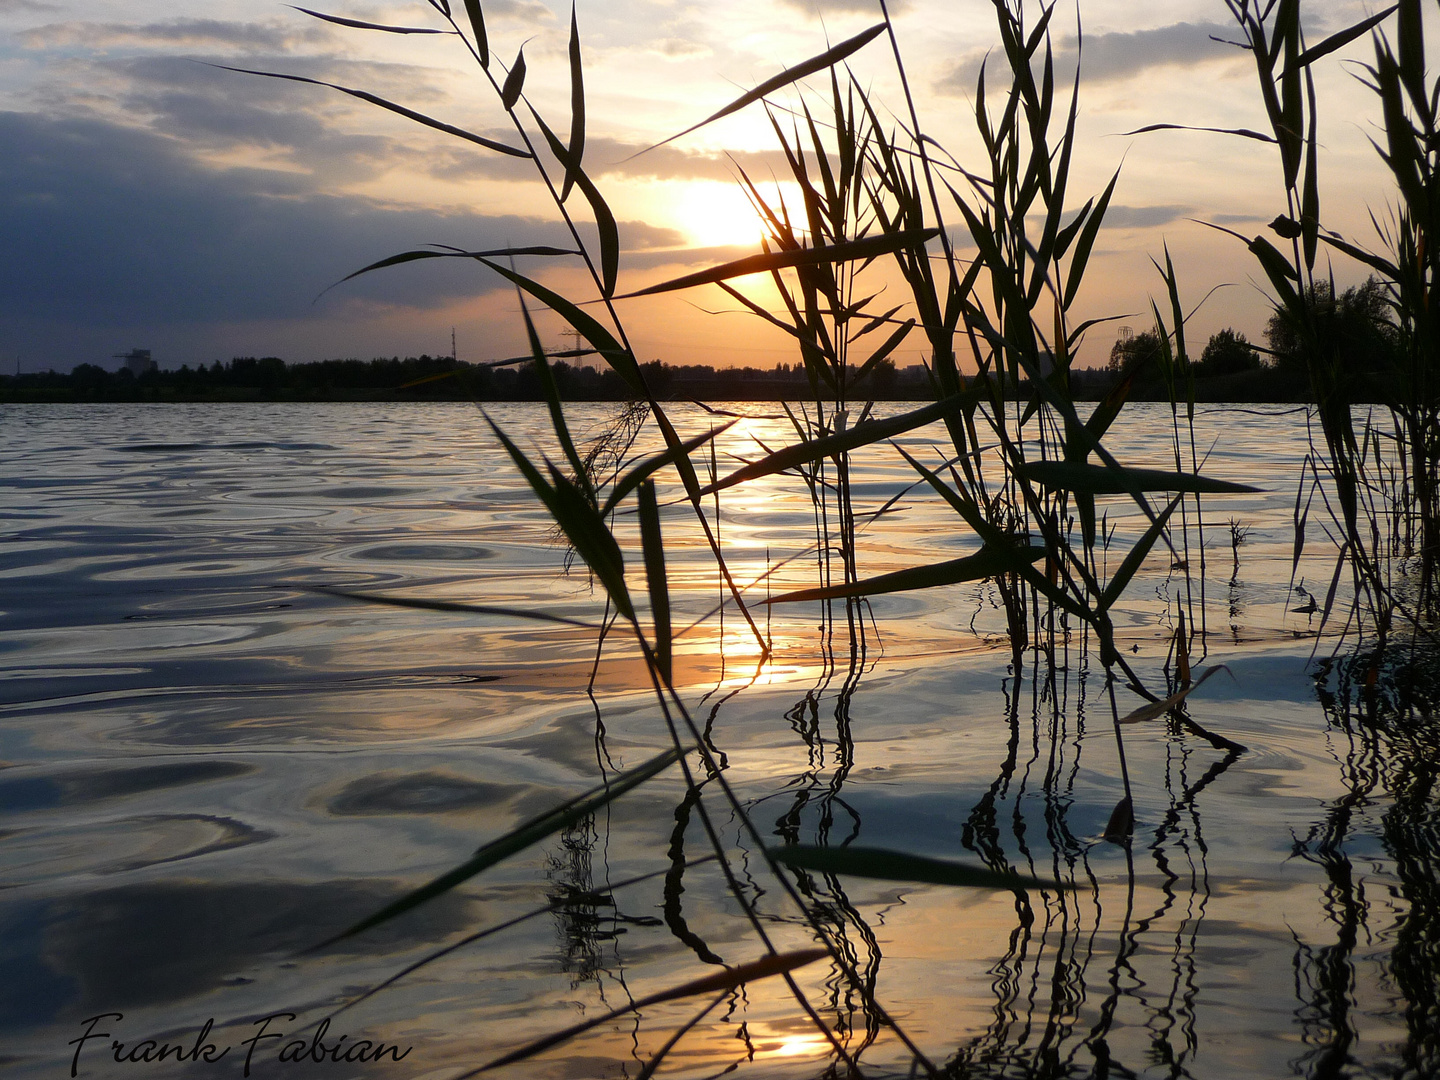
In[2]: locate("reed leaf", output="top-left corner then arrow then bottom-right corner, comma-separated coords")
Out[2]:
312,588 -> 601,629
462,0 -> 488,66
329,246 -> 575,290
218,66 -> 528,157
698,395 -> 962,495
469,949 -> 830,1074
1302,66 -> 1319,269
769,845 -> 1066,891
562,4 -> 585,203
855,318 -> 915,380
601,422 -> 736,516
642,23 -> 886,153
518,293 -> 591,503
484,415 -> 634,619
637,480 -> 672,684
896,445 -> 1094,623
290,6 -> 450,34
1097,496 -> 1181,613
616,229 -> 937,300
1103,796 -> 1133,843
1117,665 -> 1227,724
1020,461 -> 1258,495
1062,168 -> 1118,309
477,259 -> 643,391
1397,0 -> 1423,103
1284,6 -> 1397,75
766,545 -> 1048,604
1120,123 -> 1275,143
311,746 -> 684,950
529,108 -> 618,297
501,46 -> 526,109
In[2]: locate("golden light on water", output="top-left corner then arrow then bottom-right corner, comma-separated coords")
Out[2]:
767,1032 -> 833,1058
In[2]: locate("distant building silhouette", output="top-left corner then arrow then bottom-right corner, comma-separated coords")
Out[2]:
116,349 -> 156,376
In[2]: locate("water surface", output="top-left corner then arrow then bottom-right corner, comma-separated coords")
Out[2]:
0,401 -> 1428,1079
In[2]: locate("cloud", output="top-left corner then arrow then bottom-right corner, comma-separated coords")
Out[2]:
20,17 -> 334,53
777,0 -> 909,14
1102,204 -> 1192,229
0,111 -> 677,329
938,21 -> 1241,95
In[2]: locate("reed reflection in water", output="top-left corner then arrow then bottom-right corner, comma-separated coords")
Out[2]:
0,401 -> 1434,1079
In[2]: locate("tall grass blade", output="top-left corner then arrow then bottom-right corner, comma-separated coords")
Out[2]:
310,746 -> 684,950
616,230 -> 937,299
637,480 -> 672,683
765,546 -> 1047,604
1020,461 -> 1258,495
1120,123 -> 1276,143
462,0 -> 488,66
1285,6 -> 1397,74
769,845 -> 1067,892
469,949 -> 830,1074
1397,0 -> 1423,102
529,109 -> 618,296
478,259 -> 643,390
313,587 -> 601,629
1103,797 -> 1133,843
518,293 -> 591,501
329,246 -> 575,290
290,7 -> 450,34
1302,67 -> 1320,269
641,23 -> 886,153
1062,169 -> 1117,309
218,67 -> 528,157
699,395 -> 963,495
601,422 -> 735,515
1098,496 -> 1182,612
484,415 -> 634,619
1117,665 -> 1226,724
501,46 -> 526,109
562,5 -> 585,203
855,318 -> 915,380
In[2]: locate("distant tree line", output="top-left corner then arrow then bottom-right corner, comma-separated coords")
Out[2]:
0,354 -> 920,403
0,283 -> 1400,404
1106,276 -> 1399,402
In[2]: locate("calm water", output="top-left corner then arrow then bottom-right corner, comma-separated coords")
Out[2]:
0,401 -> 1431,1079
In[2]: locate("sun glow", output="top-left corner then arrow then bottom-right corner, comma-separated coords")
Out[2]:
672,180 -> 768,249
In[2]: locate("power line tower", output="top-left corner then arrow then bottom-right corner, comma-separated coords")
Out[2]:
561,328 -> 584,369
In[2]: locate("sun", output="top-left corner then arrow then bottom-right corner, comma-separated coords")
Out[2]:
672,180 -> 768,250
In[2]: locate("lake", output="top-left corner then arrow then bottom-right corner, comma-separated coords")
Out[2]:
1,400 -> 1433,1079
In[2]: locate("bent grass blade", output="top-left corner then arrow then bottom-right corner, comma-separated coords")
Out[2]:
307,747 -> 684,951
615,229 -> 938,300
216,66 -> 528,158
639,23 -> 887,154
466,949 -> 831,1074
765,545 -> 1047,604
769,845 -> 1072,893
311,587 -> 602,630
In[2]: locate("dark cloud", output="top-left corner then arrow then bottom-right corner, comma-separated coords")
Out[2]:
938,22 -> 1241,95
0,111 -> 678,329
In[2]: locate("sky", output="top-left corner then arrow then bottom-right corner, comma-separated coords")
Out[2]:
0,0 -> 1415,373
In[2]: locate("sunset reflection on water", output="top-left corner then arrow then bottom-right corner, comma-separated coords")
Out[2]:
0,401 -> 1427,1079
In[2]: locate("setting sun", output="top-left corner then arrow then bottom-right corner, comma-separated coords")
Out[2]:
672,179 -> 770,250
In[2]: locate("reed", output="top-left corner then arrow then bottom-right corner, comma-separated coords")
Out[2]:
237,1 -> 1264,1073
1213,0 -> 1439,645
